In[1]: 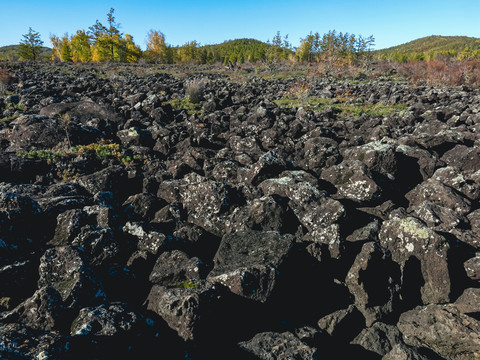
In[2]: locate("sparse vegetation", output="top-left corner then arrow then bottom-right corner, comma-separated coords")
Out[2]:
274,93 -> 407,117
185,78 -> 207,104
16,140 -> 141,167
166,97 -> 203,115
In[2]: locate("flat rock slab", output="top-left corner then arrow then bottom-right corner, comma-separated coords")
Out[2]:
207,230 -> 295,302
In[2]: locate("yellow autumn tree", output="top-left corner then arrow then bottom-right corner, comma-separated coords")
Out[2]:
51,33 -> 72,62
125,34 -> 141,63
145,30 -> 169,63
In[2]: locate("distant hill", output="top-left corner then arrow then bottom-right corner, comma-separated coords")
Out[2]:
375,35 -> 480,61
0,45 -> 52,61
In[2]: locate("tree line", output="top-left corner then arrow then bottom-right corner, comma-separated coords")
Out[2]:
14,8 -> 377,65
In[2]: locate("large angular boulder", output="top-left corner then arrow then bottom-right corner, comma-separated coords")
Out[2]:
321,160 -> 382,203
379,214 -> 450,305
145,281 -> 221,341
243,150 -> 290,186
345,242 -> 401,326
0,323 -> 68,360
180,178 -> 240,236
207,230 -> 295,302
343,141 -> 398,178
405,178 -> 471,216
149,250 -> 205,286
397,304 -> 480,360
225,195 -> 299,234
238,331 -> 318,360
70,302 -> 151,336
0,286 -> 65,331
38,246 -> 105,308
259,176 -> 344,258
351,322 -> 404,356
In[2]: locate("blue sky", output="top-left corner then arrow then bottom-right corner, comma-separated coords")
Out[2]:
1,0 -> 479,50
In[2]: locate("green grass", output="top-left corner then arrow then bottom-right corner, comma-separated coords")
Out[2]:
165,97 -> 204,115
16,141 -> 142,166
274,96 -> 407,117
0,115 -> 18,122
176,281 -> 198,289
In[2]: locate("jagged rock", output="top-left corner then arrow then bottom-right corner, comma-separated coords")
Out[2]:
0,191 -> 42,239
432,166 -> 480,201
351,322 -> 404,356
39,100 -> 121,125
71,226 -> 122,267
454,287 -> 480,314
49,208 -> 92,246
379,213 -> 450,305
345,220 -> 380,243
180,179 -> 240,236
123,221 -> 168,255
38,246 -> 105,308
343,141 -> 398,178
411,119 -> 465,151
317,304 -> 364,338
259,176 -> 344,258
441,144 -> 480,172
0,323 -> 68,360
225,195 -> 298,234
145,281 -> 221,341
298,136 -> 340,174
122,192 -> 166,221
74,165 -> 129,198
238,331 -> 318,360
321,160 -> 382,203
405,178 -> 471,216
207,230 -> 294,302
397,304 -> 480,360
117,127 -> 153,147
382,344 -> 430,360
244,150 -> 290,186
5,115 -> 67,151
0,286 -> 65,331
464,254 -> 480,281
211,159 -> 242,184
409,200 -> 465,232
395,144 -> 439,181
70,302 -> 151,336
149,250 -> 205,286
345,242 -> 401,326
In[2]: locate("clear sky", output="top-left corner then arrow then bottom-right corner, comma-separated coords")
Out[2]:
1,0 -> 479,50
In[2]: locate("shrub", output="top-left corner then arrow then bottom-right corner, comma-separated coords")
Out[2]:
185,78 -> 207,104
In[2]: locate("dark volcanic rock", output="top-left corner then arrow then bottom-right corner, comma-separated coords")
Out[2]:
259,175 -> 344,258
397,304 -> 480,360
379,213 -> 450,305
321,160 -> 382,203
207,230 -> 295,302
0,286 -> 65,331
5,63 -> 480,358
38,246 -> 105,308
0,323 -> 67,360
145,281 -> 222,341
345,242 -> 401,326
238,331 -> 318,360
70,302 -> 150,336
351,322 -> 404,356
148,250 -> 206,286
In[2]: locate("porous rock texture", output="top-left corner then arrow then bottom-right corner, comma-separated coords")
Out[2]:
1,62 -> 480,359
